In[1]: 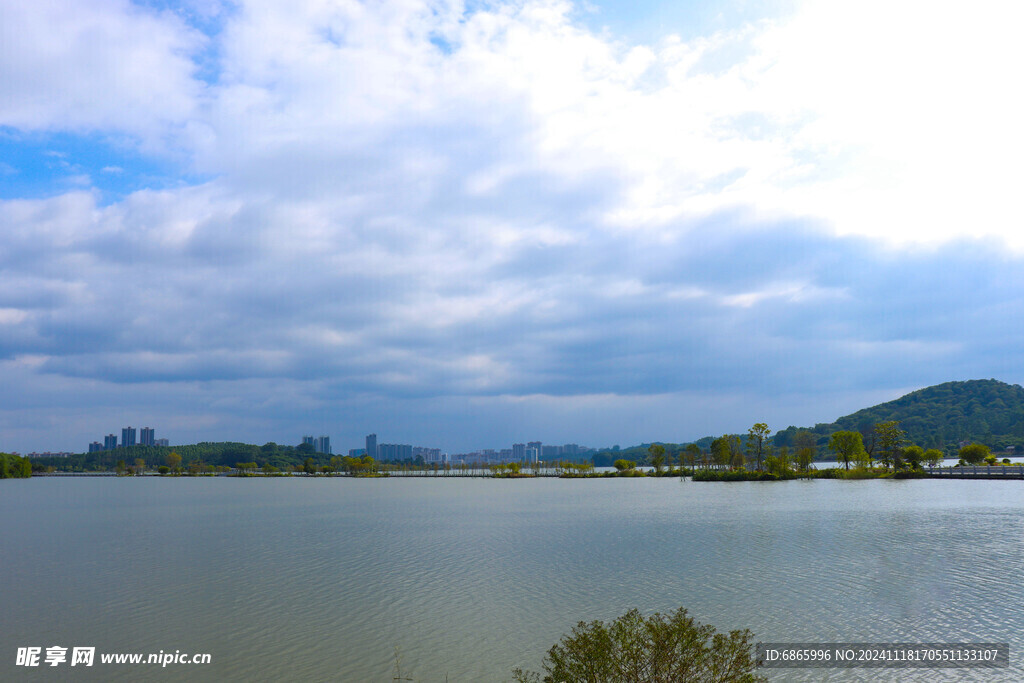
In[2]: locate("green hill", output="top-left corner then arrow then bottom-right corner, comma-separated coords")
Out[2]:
775,379 -> 1024,454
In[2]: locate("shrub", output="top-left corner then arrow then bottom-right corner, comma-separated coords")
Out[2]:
512,606 -> 765,682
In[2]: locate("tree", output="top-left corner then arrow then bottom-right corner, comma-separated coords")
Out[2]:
765,446 -> 791,476
794,431 -> 816,471
903,445 -> 925,470
613,459 -> 636,472
746,423 -> 771,472
685,443 -> 701,470
728,435 -> 744,469
0,453 -> 31,478
303,457 -> 317,475
959,443 -> 990,465
512,606 -> 765,683
924,448 -> 944,468
648,444 -> 666,474
166,451 -> 182,473
828,431 -> 866,470
873,421 -> 907,470
710,437 -> 730,470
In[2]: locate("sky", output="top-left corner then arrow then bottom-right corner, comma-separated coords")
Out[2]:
3,0 -> 1024,454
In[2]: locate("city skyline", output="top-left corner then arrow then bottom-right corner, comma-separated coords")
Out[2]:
69,427 -> 595,461
3,0 -> 1024,454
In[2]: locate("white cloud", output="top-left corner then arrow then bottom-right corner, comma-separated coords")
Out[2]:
4,0 -> 1024,452
0,0 -> 204,144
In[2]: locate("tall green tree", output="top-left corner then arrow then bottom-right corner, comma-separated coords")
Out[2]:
648,444 -> 666,474
828,431 -> 867,470
746,423 -> 771,471
794,430 -> 816,471
873,421 -> 907,470
166,451 -> 182,472
728,435 -> 744,469
711,437 -> 730,470
685,443 -> 702,470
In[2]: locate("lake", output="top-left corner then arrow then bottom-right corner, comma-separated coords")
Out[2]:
2,476 -> 1022,681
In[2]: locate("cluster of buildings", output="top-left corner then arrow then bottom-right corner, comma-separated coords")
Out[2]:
87,427 -> 168,452
350,434 -> 591,465
301,435 -> 332,455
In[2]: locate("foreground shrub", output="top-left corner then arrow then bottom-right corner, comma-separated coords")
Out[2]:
512,606 -> 765,683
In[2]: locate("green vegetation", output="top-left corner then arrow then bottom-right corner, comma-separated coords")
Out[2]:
774,379 -> 1024,456
0,452 -> 31,478
512,606 -> 764,683
23,379 -> 1024,481
828,431 -> 867,470
959,442 -> 990,465
31,441 -> 339,474
692,469 -> 786,482
746,423 -> 770,472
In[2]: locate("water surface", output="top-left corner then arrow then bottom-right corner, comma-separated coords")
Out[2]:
2,476 -> 1022,681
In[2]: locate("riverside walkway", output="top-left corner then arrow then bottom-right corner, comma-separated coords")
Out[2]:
927,465 -> 1024,479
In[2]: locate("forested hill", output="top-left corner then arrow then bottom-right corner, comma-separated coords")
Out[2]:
775,379 -> 1024,452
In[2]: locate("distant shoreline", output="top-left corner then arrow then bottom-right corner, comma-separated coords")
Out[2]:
26,465 -> 1024,481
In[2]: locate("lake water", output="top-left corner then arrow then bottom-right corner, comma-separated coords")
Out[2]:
2,476 -> 1023,682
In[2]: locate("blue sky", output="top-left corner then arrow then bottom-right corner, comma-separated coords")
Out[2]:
3,0 -> 1024,454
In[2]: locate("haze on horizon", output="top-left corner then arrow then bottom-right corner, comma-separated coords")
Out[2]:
2,0 -> 1023,454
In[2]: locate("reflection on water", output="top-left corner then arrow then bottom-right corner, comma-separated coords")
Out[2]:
1,476 -> 1022,681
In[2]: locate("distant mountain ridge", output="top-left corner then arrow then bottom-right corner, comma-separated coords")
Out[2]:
775,379 -> 1024,452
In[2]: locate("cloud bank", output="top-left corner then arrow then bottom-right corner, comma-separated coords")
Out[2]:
2,0 -> 1023,452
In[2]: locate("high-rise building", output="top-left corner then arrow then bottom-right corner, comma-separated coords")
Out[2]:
377,443 -> 411,461
122,427 -> 136,448
302,435 -> 315,448
525,447 -> 539,463
366,434 -> 377,460
315,436 -> 331,455
140,427 -> 155,446
155,438 -> 169,447
104,434 -> 118,450
513,443 -> 525,460
88,442 -> 103,453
